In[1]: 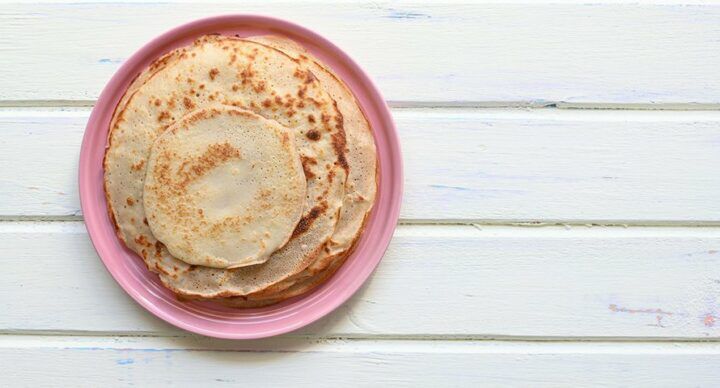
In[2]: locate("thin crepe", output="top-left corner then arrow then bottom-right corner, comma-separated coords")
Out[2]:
143,106 -> 306,269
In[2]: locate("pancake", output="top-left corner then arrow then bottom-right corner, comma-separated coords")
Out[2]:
143,106 -> 306,269
104,35 -> 347,297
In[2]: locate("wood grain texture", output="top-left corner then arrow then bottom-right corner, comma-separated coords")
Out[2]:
3,336 -> 720,387
2,108 -> 719,221
2,2 -> 720,384
2,222 -> 720,338
2,2 -> 720,103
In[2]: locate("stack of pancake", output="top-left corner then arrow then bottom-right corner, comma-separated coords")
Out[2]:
104,34 -> 377,307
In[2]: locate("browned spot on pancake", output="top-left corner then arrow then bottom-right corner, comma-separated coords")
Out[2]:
274,95 -> 282,105
300,156 -> 317,180
309,98 -> 324,108
232,84 -> 240,92
149,51 -> 175,71
154,161 -> 171,189
130,159 -> 145,171
209,94 -> 216,101
292,201 -> 328,238
239,65 -> 255,81
154,262 -> 170,276
185,109 -> 208,123
281,132 -> 290,147
134,234 -> 151,247
297,101 -> 305,108
207,214 -> 257,238
197,209 -> 204,217
199,84 -> 205,89
262,99 -> 272,108
183,97 -> 195,110
257,189 -> 273,210
141,249 -> 147,259
328,168 -> 335,183
126,196 -> 135,206
130,217 -> 135,223
320,113 -> 330,124
222,45 -> 229,51
191,52 -> 196,57
154,241 -> 164,258
186,77 -> 194,84
143,218 -> 148,226
305,129 -> 321,141
227,109 -> 252,118
308,114 -> 316,123
158,111 -> 170,122
249,101 -> 257,109
297,88 -> 306,98
334,108 -> 344,130
305,70 -> 317,84
229,54 -> 237,64
286,108 -> 296,117
154,99 -> 161,107
332,132 -> 349,172
175,142 -> 242,189
209,68 -> 220,80
167,98 -> 176,109
253,80 -> 266,93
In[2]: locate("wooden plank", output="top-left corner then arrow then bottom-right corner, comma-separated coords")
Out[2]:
2,336 -> 720,387
2,108 -> 720,221
2,222 -> 720,338
2,2 -> 720,103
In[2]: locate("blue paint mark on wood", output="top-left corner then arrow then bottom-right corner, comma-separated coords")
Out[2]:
430,184 -> 470,191
116,358 -> 135,365
383,8 -> 431,19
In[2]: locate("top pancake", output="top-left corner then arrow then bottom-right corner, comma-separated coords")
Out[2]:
143,106 -> 306,269
104,35 -> 347,297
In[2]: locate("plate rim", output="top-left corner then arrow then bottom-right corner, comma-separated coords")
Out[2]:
79,14 -> 403,339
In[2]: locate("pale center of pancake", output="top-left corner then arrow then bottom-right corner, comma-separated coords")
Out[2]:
143,107 -> 307,269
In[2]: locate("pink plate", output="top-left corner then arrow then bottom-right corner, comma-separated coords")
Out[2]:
79,15 -> 402,339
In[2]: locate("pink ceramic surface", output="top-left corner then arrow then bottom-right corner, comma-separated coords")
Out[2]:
79,15 -> 402,339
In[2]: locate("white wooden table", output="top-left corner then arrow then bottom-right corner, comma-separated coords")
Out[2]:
2,1 -> 720,386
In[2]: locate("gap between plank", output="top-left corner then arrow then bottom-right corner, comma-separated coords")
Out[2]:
3,100 -> 720,110
2,215 -> 720,228
1,330 -> 719,343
